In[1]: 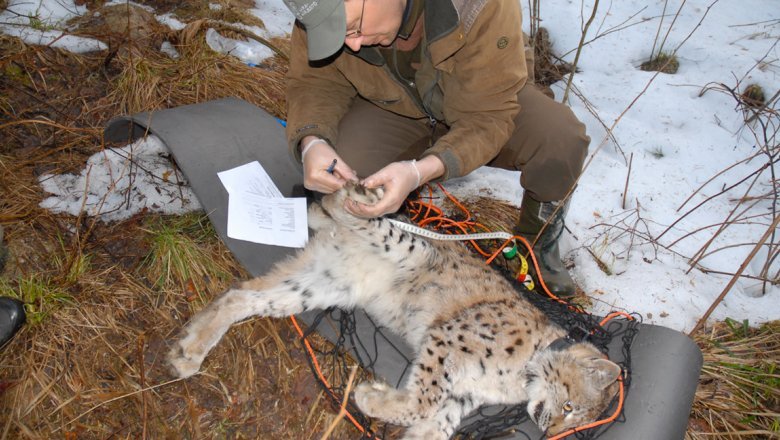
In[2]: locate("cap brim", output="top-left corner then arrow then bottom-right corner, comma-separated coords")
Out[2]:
305,4 -> 346,61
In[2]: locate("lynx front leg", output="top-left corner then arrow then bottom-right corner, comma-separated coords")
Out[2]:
167,287 -> 286,378
168,265 -> 346,378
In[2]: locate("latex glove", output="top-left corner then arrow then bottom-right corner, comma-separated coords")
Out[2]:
301,137 -> 358,193
345,160 -> 421,217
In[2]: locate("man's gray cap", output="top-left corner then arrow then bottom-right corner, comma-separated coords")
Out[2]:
283,0 -> 346,60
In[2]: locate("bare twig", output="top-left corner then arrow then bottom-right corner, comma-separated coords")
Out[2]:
622,152 -> 633,210
137,334 -> 148,440
690,213 -> 780,335
56,377 -> 189,431
657,159 -> 773,241
649,0 -> 670,59
560,8 -> 652,59
654,0 -> 688,59
527,0 -> 543,42
207,20 -> 289,62
319,365 -> 359,440
565,82 -> 626,162
676,151 -> 762,212
562,0 -> 599,104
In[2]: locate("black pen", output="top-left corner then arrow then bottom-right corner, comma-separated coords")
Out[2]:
326,159 -> 337,174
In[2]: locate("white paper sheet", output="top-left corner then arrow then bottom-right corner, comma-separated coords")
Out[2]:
218,161 -> 308,248
217,161 -> 284,198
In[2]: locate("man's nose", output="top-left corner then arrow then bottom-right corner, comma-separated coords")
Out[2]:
344,37 -> 363,52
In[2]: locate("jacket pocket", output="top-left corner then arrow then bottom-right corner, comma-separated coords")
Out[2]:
368,97 -> 401,105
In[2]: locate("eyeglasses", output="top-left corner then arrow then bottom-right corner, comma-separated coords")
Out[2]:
345,0 -> 366,38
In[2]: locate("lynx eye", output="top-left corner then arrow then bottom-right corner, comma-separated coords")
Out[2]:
562,401 -> 574,415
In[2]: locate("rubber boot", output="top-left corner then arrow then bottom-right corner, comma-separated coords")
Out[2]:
514,193 -> 576,298
0,298 -> 25,348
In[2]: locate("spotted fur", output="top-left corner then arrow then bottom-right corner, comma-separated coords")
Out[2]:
167,182 -> 621,439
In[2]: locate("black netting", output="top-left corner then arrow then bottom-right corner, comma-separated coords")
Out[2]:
299,286 -> 640,440
296,194 -> 641,439
299,308 -> 410,438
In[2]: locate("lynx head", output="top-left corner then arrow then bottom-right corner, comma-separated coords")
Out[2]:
523,342 -> 621,436
320,181 -> 384,223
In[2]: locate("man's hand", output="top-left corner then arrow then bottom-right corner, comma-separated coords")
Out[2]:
346,155 -> 445,217
301,136 -> 358,193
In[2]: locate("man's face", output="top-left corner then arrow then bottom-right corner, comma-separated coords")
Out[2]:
343,0 -> 406,52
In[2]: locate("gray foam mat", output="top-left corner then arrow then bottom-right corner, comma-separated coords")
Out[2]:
105,98 -> 702,439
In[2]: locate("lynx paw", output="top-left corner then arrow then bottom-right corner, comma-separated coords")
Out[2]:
355,381 -> 416,425
354,381 -> 392,418
402,421 -> 447,440
166,341 -> 204,378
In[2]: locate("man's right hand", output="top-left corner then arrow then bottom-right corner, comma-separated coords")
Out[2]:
300,136 -> 358,193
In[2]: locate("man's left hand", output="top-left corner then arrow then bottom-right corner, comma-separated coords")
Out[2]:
346,156 -> 445,218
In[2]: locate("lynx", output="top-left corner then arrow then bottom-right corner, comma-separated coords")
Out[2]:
167,182 -> 621,439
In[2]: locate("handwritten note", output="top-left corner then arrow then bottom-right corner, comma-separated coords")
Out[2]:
218,162 -> 308,248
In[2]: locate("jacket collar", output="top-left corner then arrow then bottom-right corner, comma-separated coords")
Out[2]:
423,0 -> 458,44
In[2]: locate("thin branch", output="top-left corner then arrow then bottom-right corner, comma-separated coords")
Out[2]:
675,151 -> 762,212
622,152 -> 633,210
563,0 -> 599,104
657,159 -> 773,241
656,0 -> 688,57
561,8 -> 652,59
687,172 -> 764,272
319,365 -> 358,440
649,0 -> 670,59
56,377 -> 190,431
690,213 -> 780,336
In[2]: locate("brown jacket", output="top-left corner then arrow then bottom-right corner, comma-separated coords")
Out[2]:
286,0 -> 528,180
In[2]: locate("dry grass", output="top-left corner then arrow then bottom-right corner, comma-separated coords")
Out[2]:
0,15 -> 353,439
0,3 -> 778,439
106,21 -> 288,117
687,321 -> 780,439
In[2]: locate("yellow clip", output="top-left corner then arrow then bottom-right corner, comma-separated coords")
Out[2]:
515,254 -> 535,290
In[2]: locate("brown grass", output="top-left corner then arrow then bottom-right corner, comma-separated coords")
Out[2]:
1,4 -> 778,440
106,21 -> 288,117
687,321 -> 780,439
640,51 -> 680,74
0,18 -> 353,440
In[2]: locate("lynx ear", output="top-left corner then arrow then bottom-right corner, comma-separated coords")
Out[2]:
585,358 -> 621,390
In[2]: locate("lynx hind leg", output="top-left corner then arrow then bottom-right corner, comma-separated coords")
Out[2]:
167,263 -> 322,378
354,382 -> 418,426
402,395 -> 479,440
355,336 -> 452,427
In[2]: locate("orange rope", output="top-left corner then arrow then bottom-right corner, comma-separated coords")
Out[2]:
546,375 -> 626,440
288,315 -> 376,438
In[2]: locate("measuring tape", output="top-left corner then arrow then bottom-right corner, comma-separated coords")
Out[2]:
387,219 -> 513,241
388,219 -> 536,289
